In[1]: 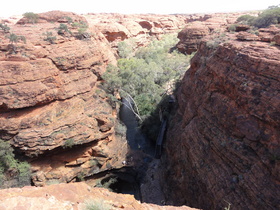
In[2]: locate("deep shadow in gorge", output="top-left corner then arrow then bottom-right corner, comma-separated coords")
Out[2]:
120,97 -> 155,155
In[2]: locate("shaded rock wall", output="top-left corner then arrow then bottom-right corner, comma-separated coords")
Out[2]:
163,36 -> 280,209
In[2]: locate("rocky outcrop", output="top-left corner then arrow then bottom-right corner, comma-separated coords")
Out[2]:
0,10 -> 207,187
176,23 -> 210,54
84,13 -> 189,52
163,35 -> 280,209
16,10 -> 88,25
175,12 -> 241,54
0,11 -> 121,186
0,182 -> 198,210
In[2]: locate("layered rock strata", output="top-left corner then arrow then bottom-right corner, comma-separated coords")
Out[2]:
0,11 -> 122,186
163,33 -> 280,209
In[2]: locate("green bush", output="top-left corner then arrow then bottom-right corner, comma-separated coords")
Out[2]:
236,14 -> 256,25
102,34 -> 192,139
228,24 -> 237,32
84,199 -> 111,210
23,12 -> 39,24
6,33 -> 26,44
0,139 -> 31,188
253,6 -> 280,28
236,5 -> 280,28
118,38 -> 137,58
57,23 -> 72,36
63,138 -> 75,148
0,23 -> 10,33
64,16 -> 73,24
43,31 -> 56,44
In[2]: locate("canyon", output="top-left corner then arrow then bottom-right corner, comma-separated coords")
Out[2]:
0,9 -> 279,210
163,23 -> 280,209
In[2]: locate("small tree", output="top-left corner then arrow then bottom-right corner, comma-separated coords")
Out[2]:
23,12 -> 39,24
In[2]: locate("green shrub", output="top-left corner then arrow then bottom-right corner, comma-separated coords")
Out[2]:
23,12 -> 39,24
6,33 -> 26,44
236,14 -> 256,25
63,138 -> 75,148
236,5 -> 280,28
118,38 -> 137,58
0,23 -> 10,33
71,21 -> 88,37
0,139 -> 31,188
84,199 -> 111,210
228,24 -> 237,32
115,121 -> 127,136
253,6 -> 280,28
43,31 -> 56,44
64,16 -> 73,24
57,23 -> 72,36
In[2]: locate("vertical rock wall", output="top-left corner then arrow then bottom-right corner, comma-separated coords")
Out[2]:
163,40 -> 280,209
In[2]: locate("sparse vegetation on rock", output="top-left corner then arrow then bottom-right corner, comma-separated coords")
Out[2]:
6,33 -> 26,44
0,139 -> 30,188
23,12 -> 39,24
43,31 -> 57,44
84,199 -> 112,210
57,23 -> 72,36
0,23 -> 10,33
237,5 -> 280,28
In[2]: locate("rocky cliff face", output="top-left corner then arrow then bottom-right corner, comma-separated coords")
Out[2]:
163,27 -> 280,209
175,13 -> 245,54
0,11 -> 124,187
84,13 -> 189,54
0,10 -> 194,187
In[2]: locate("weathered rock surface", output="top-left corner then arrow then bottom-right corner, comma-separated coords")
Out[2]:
0,182 -> 198,210
84,13 -> 189,52
176,23 -> 210,54
175,13 -> 244,54
163,35 -> 280,209
0,11 -> 121,186
0,10 -> 218,187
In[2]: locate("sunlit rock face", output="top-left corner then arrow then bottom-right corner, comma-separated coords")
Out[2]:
163,31 -> 280,209
0,182 -> 199,210
0,11 -> 123,186
0,10 -> 200,187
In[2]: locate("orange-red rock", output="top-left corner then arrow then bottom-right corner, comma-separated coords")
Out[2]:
0,182 -> 199,210
0,11 -> 119,186
176,23 -> 210,54
163,35 -> 280,209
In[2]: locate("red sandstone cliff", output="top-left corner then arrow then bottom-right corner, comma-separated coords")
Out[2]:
0,11 -> 123,187
0,10 -> 192,187
163,26 -> 280,209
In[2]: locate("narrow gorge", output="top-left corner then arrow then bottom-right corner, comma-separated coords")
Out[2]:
0,9 -> 279,210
